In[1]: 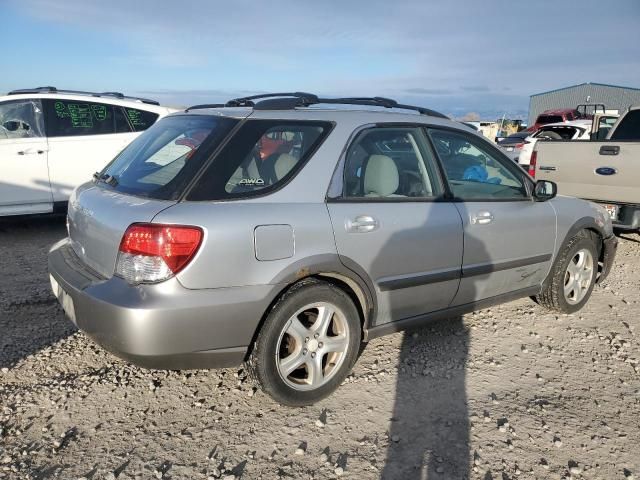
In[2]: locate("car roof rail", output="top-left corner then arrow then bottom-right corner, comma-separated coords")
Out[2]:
184,92 -> 448,119
226,92 -> 319,107
7,86 -> 160,105
310,97 -> 449,118
184,103 -> 227,112
184,92 -> 318,112
253,95 -> 449,119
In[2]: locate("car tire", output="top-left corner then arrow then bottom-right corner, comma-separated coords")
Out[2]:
247,279 -> 362,406
535,230 -> 600,314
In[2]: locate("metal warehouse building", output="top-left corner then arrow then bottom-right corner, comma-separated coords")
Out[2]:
528,82 -> 640,124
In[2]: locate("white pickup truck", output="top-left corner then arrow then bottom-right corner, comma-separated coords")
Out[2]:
532,106 -> 640,232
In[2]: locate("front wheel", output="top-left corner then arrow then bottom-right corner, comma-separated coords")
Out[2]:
534,230 -> 600,313
248,280 -> 362,406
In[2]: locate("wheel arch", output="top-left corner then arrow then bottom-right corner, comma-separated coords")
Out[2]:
556,216 -> 607,279
243,255 -> 377,361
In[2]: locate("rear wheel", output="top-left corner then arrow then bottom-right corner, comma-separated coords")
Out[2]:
248,280 -> 361,406
535,230 -> 599,313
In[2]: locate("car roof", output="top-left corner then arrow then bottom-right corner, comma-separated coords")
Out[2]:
171,92 -> 463,126
539,108 -> 579,115
0,92 -> 173,113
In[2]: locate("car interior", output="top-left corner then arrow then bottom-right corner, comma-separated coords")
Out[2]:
343,129 -> 436,198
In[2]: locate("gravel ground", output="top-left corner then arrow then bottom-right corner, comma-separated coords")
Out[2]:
1,216 -> 639,480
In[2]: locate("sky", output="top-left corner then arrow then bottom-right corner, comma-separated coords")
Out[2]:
2,0 -> 639,120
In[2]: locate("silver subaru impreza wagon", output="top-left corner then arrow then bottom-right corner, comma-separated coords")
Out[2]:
48,93 -> 618,405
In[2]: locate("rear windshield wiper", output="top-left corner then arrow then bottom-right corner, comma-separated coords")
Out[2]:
105,175 -> 119,187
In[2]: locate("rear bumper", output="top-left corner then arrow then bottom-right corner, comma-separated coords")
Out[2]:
48,238 -> 279,370
612,204 -> 640,232
597,234 -> 618,284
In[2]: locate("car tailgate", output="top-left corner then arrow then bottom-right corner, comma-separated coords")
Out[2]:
534,140 -> 640,204
67,182 -> 177,279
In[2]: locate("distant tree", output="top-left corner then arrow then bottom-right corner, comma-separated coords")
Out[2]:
460,112 -> 480,121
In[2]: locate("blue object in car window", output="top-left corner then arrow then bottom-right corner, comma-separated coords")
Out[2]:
462,165 -> 502,184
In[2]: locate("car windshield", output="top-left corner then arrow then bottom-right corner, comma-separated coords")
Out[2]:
499,132 -> 529,144
98,115 -> 238,200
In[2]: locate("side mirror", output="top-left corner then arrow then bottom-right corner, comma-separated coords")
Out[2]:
534,180 -> 557,201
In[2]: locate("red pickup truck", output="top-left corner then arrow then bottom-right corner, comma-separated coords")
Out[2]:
527,108 -> 582,132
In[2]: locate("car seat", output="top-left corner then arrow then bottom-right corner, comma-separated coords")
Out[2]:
364,155 -> 399,197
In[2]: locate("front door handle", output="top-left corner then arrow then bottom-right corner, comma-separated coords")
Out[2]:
346,215 -> 379,233
599,145 -> 619,156
471,211 -> 494,225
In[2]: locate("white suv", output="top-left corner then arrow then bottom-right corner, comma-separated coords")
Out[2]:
0,87 -> 176,216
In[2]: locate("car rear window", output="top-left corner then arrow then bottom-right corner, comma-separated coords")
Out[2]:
124,107 -> 160,132
187,120 -> 332,201
536,115 -> 563,125
97,115 -> 238,200
610,110 -> 640,140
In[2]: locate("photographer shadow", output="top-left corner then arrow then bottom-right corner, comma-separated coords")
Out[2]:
367,204 -> 492,479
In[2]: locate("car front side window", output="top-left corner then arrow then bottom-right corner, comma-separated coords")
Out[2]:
428,128 -> 529,200
0,99 -> 45,140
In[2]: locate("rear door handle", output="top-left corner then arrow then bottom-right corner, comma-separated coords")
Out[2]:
599,145 -> 619,156
539,165 -> 556,171
471,211 -> 494,225
346,215 -> 379,233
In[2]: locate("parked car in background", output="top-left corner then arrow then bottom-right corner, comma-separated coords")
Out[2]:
49,92 -> 617,406
496,131 -> 531,162
532,106 -> 640,232
518,120 -> 593,167
527,108 -> 581,133
0,87 -> 175,216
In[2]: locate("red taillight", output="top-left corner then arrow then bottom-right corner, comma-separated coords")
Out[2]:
119,223 -> 203,274
528,151 -> 538,178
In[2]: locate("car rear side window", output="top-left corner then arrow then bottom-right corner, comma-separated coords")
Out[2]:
339,126 -> 443,200
536,115 -> 563,124
124,107 -> 160,132
187,120 -> 332,201
98,115 -> 239,200
44,99 -> 132,137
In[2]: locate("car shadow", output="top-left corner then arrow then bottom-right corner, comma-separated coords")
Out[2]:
616,232 -> 639,243
0,214 -> 75,368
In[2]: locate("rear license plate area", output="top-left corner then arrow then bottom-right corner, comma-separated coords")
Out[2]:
50,274 -> 76,322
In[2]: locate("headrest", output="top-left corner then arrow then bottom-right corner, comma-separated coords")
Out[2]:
274,153 -> 298,180
364,155 -> 399,197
